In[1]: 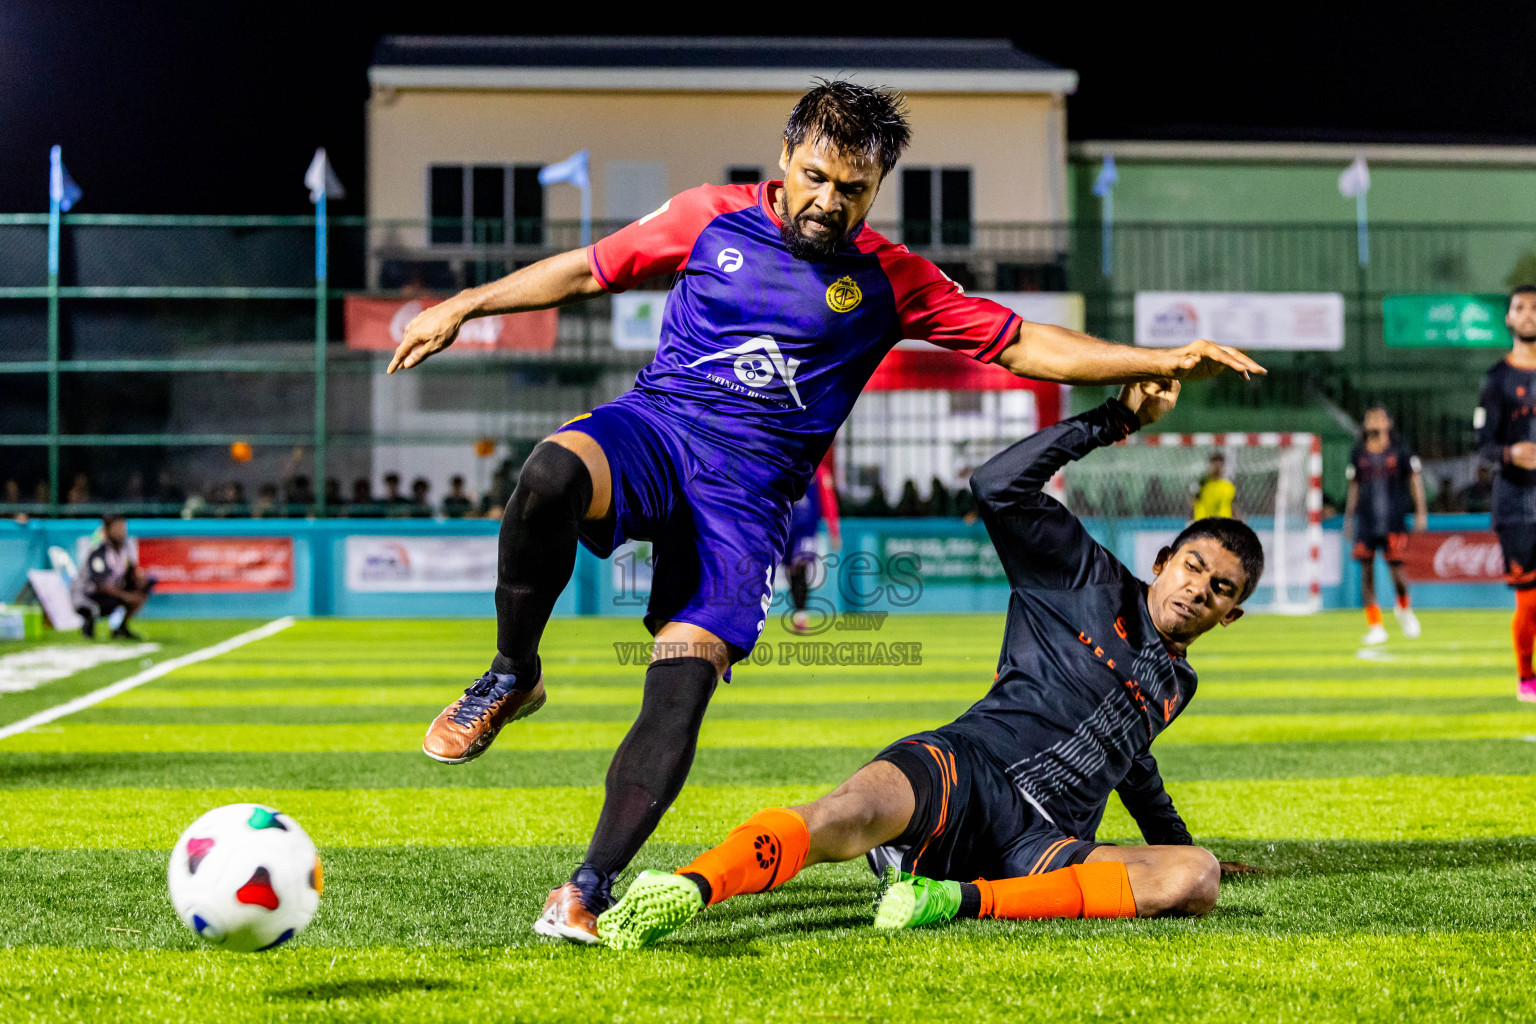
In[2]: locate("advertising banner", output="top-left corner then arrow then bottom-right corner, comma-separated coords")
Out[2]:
345,536 -> 499,593
611,292 -> 670,350
137,537 -> 294,593
1134,292 -> 1344,351
1382,294 -> 1509,348
345,295 -> 557,352
1398,530 -> 1505,584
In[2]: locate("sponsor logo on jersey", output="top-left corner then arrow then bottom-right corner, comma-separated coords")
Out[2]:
826,275 -> 862,313
685,334 -> 805,408
717,248 -> 744,273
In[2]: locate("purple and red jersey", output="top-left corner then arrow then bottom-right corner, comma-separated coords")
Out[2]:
587,181 -> 1020,500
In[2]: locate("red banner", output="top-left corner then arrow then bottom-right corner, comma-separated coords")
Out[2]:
137,538 -> 294,593
344,295 -> 557,352
1399,531 -> 1504,583
865,349 -> 1063,425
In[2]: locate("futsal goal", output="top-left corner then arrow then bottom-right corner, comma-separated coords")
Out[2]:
1059,432 -> 1323,614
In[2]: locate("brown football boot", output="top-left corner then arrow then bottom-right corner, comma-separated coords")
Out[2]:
532,883 -> 602,944
421,668 -> 545,764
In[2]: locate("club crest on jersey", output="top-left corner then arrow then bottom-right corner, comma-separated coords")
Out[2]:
826,275 -> 862,313
685,334 -> 805,408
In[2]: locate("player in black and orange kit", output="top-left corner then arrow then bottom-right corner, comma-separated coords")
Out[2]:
597,379 -> 1266,947
1344,405 -> 1427,646
1476,285 -> 1536,702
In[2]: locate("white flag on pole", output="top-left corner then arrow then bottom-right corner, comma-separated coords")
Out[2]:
305,148 -> 345,203
538,150 -> 589,189
1338,155 -> 1370,198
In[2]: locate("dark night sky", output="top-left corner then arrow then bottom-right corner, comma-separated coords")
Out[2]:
4,2 -> 1535,214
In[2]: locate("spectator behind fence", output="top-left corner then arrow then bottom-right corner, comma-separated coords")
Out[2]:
410,477 -> 433,518
66,473 -> 91,505
213,481 -> 249,518
1432,475 -> 1459,513
154,469 -> 185,511
122,472 -> 145,502
1462,464 -> 1494,514
71,513 -> 154,641
324,478 -> 342,511
251,483 -> 283,518
285,474 -> 315,511
442,475 -> 474,518
382,473 -> 412,517
346,478 -> 384,518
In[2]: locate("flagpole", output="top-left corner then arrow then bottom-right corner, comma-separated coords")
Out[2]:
580,181 -> 591,248
1356,191 -> 1369,268
46,148 -> 62,515
1101,188 -> 1114,279
314,188 -> 328,518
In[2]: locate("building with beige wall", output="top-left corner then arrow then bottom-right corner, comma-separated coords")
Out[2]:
366,37 -> 1077,289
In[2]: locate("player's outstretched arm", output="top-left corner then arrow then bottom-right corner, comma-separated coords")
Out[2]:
1115,752 -> 1192,847
387,249 -> 603,373
994,320 -> 1266,385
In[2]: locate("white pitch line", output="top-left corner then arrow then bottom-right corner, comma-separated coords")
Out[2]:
0,616 -> 296,742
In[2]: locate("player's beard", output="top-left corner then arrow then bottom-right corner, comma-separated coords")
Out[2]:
780,211 -> 849,262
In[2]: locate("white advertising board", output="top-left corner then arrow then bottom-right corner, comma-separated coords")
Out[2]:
1134,292 -> 1344,351
345,536 -> 498,593
611,293 -> 670,350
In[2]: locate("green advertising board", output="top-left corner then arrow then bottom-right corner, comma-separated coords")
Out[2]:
1382,294 -> 1509,348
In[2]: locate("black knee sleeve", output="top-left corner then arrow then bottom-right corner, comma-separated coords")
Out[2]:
576,656 -> 719,888
492,442 -> 594,677
507,441 -> 593,526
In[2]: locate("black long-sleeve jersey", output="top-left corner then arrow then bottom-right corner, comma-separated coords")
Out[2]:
1475,359 -> 1536,526
944,399 -> 1196,845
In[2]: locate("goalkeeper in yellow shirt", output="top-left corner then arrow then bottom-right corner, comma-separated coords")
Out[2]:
1191,452 -> 1236,520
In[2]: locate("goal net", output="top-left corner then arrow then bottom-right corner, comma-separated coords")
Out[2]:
1059,432 -> 1322,613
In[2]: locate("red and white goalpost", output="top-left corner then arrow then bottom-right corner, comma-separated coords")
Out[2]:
1059,431 -> 1323,613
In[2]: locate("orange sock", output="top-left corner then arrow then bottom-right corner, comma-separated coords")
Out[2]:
677,808 -> 810,906
1364,603 -> 1383,627
971,861 -> 1137,920
1396,595 -> 1411,611
1514,589 -> 1536,679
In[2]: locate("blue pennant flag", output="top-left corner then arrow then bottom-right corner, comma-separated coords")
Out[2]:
50,145 -> 81,212
538,149 -> 589,189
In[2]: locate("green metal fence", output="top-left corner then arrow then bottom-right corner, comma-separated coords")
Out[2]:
3,212 -> 1534,518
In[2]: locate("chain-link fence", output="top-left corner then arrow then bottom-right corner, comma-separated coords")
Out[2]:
2,212 -> 1534,518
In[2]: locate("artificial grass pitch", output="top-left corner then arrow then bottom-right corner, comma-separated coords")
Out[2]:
1,612 -> 1535,1021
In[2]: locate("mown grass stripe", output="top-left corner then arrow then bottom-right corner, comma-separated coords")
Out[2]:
3,930 -> 1535,1022
9,711 -> 1536,754
5,738 -> 1536,791
3,775 -> 1534,849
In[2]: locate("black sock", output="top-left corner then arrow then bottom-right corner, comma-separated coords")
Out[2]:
681,871 -> 713,905
957,882 -> 983,919
574,656 -> 719,892
789,561 -> 809,611
491,442 -> 592,688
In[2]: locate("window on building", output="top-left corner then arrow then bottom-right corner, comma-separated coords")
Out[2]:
428,164 -> 546,247
429,165 -> 466,245
726,166 -> 763,185
901,167 -> 972,247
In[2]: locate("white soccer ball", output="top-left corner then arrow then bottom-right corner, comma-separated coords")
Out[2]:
167,803 -> 322,952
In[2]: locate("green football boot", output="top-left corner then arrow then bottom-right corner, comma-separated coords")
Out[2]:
597,871 -> 705,950
873,874 -> 963,931
872,863 -> 916,913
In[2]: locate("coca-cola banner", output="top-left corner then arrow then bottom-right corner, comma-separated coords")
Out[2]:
1400,531 -> 1505,584
344,295 -> 557,352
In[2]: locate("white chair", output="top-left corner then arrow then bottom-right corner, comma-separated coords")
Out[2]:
47,546 -> 77,590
